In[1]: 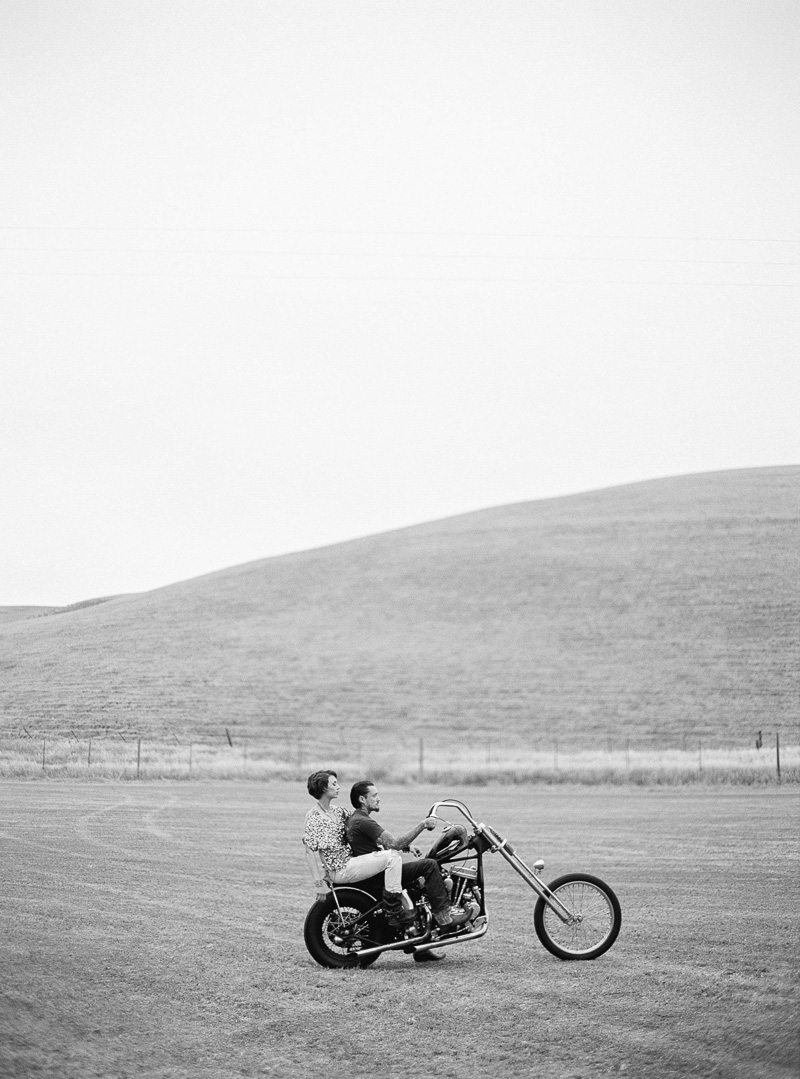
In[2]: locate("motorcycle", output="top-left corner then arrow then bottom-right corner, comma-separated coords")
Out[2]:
303,797 -> 622,968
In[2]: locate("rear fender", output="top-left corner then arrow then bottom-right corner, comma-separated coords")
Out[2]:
329,885 -> 381,918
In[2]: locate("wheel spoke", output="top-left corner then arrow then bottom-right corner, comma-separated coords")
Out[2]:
305,888 -> 390,968
323,906 -> 380,958
542,882 -> 614,956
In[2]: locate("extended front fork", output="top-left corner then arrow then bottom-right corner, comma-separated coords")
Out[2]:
426,800 -> 575,925
477,823 -> 574,922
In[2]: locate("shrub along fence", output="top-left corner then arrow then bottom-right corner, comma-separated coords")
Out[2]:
0,726 -> 796,785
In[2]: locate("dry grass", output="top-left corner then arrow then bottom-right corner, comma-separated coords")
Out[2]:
1,467 -> 798,756
1,781 -> 797,1079
2,734 -> 795,785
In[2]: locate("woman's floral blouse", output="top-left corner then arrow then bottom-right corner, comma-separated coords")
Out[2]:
302,804 -> 352,875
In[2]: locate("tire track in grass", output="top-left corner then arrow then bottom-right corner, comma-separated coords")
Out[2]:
75,877 -> 296,941
0,881 -> 297,942
0,824 -> 122,860
69,792 -> 263,860
0,790 -> 137,859
3,789 -> 302,949
72,793 -> 165,854
138,797 -> 268,856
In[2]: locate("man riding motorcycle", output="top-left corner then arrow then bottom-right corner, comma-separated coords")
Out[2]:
346,779 -> 455,960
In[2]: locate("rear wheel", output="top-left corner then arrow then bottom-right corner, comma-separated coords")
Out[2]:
534,873 -> 621,960
303,889 -> 387,969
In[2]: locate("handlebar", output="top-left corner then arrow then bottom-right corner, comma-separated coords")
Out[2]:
426,799 -> 481,829
427,798 -> 515,855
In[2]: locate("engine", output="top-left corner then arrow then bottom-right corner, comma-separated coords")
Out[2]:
443,864 -> 481,924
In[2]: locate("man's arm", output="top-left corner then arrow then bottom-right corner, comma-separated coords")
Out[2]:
378,815 -> 437,851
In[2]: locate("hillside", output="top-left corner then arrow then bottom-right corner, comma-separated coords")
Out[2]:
0,597 -> 119,625
1,467 -> 798,753
0,606 -> 57,624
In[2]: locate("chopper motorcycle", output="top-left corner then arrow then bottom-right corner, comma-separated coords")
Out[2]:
303,798 -> 622,968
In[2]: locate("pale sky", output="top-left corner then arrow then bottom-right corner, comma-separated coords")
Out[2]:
2,0 -> 798,606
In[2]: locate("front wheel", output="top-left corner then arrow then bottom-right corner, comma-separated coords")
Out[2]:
534,873 -> 621,960
303,888 -> 387,969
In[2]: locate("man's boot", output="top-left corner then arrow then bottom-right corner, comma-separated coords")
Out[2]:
382,889 -> 414,929
433,902 -> 468,936
433,903 -> 453,929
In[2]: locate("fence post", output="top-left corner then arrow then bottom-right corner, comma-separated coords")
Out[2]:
698,738 -> 703,772
88,739 -> 92,767
625,737 -> 630,775
136,738 -> 142,779
554,738 -> 559,773
42,739 -> 46,771
776,732 -> 781,782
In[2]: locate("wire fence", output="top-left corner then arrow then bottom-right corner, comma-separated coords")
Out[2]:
0,725 -> 796,785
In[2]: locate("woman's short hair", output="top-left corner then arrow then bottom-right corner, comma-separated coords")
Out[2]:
306,769 -> 337,800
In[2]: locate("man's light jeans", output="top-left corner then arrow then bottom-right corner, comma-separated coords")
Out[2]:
331,848 -> 402,892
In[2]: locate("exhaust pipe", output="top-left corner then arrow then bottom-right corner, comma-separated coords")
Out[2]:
411,916 -> 489,955
353,927 -> 434,960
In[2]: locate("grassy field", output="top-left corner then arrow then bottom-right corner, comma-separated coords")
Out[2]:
1,467 -> 798,751
1,781 -> 798,1078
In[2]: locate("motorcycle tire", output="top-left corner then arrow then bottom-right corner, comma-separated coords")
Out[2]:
533,873 -> 622,960
303,888 -> 387,969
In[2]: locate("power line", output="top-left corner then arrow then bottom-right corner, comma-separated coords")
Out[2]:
0,246 -> 796,266
0,269 -> 795,286
0,224 -> 798,244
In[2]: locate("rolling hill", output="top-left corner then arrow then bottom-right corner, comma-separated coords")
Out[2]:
1,467 -> 798,753
0,606 -> 57,625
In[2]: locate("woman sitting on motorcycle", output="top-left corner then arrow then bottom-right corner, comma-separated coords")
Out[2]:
302,770 -> 412,927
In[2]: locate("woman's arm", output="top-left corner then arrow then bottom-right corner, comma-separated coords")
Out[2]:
303,843 -> 330,900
